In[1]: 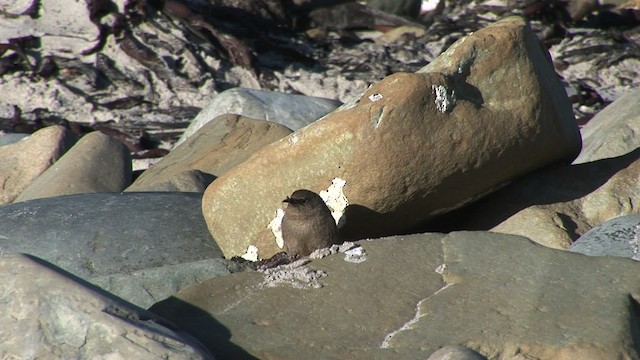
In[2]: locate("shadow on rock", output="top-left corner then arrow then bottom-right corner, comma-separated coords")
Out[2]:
149,296 -> 258,360
419,147 -> 640,232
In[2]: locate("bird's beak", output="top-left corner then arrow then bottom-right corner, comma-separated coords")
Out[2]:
283,197 -> 291,203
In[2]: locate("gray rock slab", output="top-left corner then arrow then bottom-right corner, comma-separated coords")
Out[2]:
174,88 -> 341,147
0,253 -> 213,359
151,232 -> 640,359
90,258 -> 232,309
0,132 -> 29,147
0,192 -> 222,278
569,215 -> 640,259
574,88 -> 640,164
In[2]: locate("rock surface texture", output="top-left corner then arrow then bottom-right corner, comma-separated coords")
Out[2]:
14,131 -> 132,202
573,88 -> 640,164
127,115 -> 292,192
0,125 -> 76,205
0,192 -> 222,279
151,232 -> 640,359
0,253 -> 212,359
202,16 -> 582,260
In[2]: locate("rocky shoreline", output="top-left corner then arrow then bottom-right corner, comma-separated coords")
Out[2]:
1,1 -> 640,359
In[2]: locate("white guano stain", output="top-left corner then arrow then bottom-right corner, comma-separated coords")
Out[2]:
631,224 -> 640,261
432,84 -> 456,113
241,245 -> 259,262
319,177 -> 349,228
380,283 -> 453,348
368,93 -> 383,102
267,208 -> 286,249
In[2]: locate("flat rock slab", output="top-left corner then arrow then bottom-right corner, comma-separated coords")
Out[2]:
151,232 -> 640,359
0,253 -> 212,359
0,192 -> 222,278
90,258 -> 232,309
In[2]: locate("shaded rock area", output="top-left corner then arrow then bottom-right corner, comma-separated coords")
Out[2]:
0,253 -> 212,359
427,147 -> 640,249
202,16 -> 581,260
151,232 -> 640,359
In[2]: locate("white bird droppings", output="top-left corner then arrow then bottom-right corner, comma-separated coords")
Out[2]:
432,84 -> 456,113
319,178 -> 349,228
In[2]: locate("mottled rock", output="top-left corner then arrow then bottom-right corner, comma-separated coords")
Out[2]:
90,258 -> 232,309
151,232 -> 640,359
15,131 -> 132,202
127,115 -> 292,192
0,192 -> 222,278
202,16 -> 581,259
574,88 -> 640,164
569,215 -> 640,259
175,88 -> 340,148
0,125 -> 76,205
430,148 -> 640,249
0,253 -> 212,359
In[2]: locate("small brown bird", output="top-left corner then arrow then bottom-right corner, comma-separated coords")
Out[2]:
281,189 -> 341,258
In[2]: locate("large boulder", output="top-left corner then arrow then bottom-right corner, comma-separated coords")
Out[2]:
201,16 -> 581,259
151,232 -> 640,359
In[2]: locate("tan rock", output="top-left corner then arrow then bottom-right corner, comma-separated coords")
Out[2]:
202,16 -> 581,259
0,253 -> 212,359
150,232 -> 640,359
0,125 -> 76,205
126,114 -> 292,192
574,88 -> 640,164
15,131 -> 131,202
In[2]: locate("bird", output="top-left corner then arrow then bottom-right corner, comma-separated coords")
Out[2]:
281,189 -> 341,258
